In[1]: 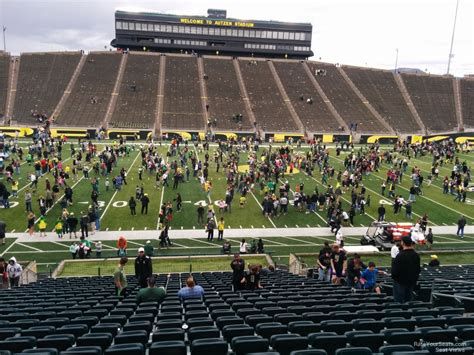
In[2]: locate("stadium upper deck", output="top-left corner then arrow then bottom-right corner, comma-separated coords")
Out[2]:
111,9 -> 314,59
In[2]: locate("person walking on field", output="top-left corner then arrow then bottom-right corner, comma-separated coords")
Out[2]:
27,212 -> 36,236
141,193 -> 150,215
129,196 -> 137,215
457,215 -> 466,239
197,203 -> 205,225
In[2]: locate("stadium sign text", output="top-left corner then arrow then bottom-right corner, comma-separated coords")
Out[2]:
180,18 -> 254,27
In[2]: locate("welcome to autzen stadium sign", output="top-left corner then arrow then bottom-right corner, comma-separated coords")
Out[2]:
180,18 -> 255,27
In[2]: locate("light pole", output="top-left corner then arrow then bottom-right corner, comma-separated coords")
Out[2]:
447,0 -> 460,75
394,48 -> 399,73
2,26 -> 6,52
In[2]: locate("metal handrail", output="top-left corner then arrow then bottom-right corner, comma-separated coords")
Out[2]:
432,278 -> 474,285
430,278 -> 474,304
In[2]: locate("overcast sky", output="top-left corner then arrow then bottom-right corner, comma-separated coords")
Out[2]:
1,0 -> 472,77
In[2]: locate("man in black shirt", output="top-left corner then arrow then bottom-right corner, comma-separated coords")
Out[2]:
67,213 -> 78,238
377,205 -> 386,221
330,244 -> 347,285
230,253 -> 245,291
135,247 -> 153,288
391,236 -> 421,303
80,213 -> 89,238
141,194 -> 150,215
317,249 -> 332,282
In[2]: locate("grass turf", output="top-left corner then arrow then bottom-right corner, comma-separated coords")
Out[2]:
58,255 -> 269,276
2,142 -> 473,232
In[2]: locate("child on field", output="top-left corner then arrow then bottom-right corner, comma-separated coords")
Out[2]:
55,218 -> 63,239
38,216 -> 47,237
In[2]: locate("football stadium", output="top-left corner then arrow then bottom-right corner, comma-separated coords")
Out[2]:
0,2 -> 473,354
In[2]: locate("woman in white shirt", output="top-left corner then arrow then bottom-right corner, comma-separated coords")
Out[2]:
240,239 -> 249,254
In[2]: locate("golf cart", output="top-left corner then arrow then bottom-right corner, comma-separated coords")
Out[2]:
360,221 -> 421,251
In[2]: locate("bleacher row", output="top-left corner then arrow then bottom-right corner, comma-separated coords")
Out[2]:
0,52 -> 473,133
0,267 -> 473,355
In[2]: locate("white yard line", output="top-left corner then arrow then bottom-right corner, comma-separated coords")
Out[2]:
307,174 -> 378,221
277,177 -> 327,225
101,150 -> 142,221
329,155 -> 439,225
169,241 -> 190,248
157,154 -> 169,230
13,156 -> 73,197
0,239 -> 18,257
331,155 -> 473,221
15,242 -> 43,252
127,240 -> 145,247
34,177 -> 84,224
279,236 -> 318,245
192,144 -> 218,226
258,238 -> 286,246
191,238 -> 217,247
49,241 -> 76,249
249,190 -> 277,228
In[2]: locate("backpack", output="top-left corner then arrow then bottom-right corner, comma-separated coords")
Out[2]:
78,245 -> 85,259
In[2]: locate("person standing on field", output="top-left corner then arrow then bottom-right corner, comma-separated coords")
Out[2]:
217,217 -> 225,241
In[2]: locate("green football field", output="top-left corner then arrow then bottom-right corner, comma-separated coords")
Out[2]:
1,140 -> 473,274
2,141 -> 473,232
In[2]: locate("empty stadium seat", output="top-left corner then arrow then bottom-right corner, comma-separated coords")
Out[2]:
149,341 -> 186,355
0,336 -> 36,352
77,332 -> 113,350
232,335 -> 269,355
187,326 -> 220,342
308,333 -> 347,355
270,334 -> 309,355
62,346 -> 103,355
222,324 -> 254,341
335,348 -> 373,355
104,343 -> 144,355
36,334 -> 75,351
152,328 -> 185,342
114,330 -> 148,345
23,349 -> 58,355
190,338 -> 228,355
